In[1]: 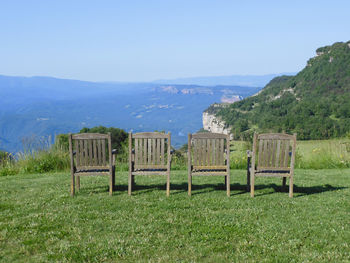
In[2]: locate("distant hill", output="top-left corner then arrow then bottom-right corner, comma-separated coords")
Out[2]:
207,41 -> 350,140
0,75 -> 262,152
153,73 -> 295,87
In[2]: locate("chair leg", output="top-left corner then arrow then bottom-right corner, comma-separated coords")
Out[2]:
71,173 -> 75,196
112,167 -> 116,190
247,167 -> 250,191
289,176 -> 293,198
166,170 -> 170,197
188,173 -> 192,196
282,177 -> 287,191
226,174 -> 230,197
109,173 -> 113,196
128,171 -> 132,195
250,173 -> 255,197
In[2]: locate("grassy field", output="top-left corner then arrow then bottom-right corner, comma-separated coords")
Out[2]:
1,169 -> 349,262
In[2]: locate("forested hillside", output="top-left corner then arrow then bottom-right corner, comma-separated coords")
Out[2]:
208,41 -> 350,140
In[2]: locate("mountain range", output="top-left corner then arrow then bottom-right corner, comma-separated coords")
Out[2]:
0,74 -> 271,152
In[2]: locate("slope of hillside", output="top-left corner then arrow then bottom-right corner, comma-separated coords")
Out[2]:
207,41 -> 350,140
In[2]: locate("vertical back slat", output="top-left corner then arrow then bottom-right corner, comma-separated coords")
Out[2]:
161,138 -> 165,165
135,138 -> 139,165
220,138 -> 224,165
275,140 -> 281,168
156,139 -> 160,165
263,139 -> 268,167
284,139 -> 290,168
143,138 -> 147,164
147,139 -> 151,164
212,139 -> 218,165
271,139 -> 276,167
79,140 -> 83,166
258,139 -> 264,167
207,139 -> 211,166
193,140 -> 197,166
101,139 -> 106,166
279,139 -> 286,167
75,140 -> 80,167
152,139 -> 156,165
88,139 -> 93,166
201,139 -> 206,166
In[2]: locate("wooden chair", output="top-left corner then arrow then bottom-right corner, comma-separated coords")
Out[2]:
188,133 -> 230,196
247,133 -> 297,197
128,132 -> 172,196
68,133 -> 116,196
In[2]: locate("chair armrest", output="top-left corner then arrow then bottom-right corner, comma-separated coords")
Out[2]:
112,149 -> 117,155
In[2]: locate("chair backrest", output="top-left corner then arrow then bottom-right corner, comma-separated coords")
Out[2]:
188,133 -> 230,169
129,132 -> 171,170
253,133 -> 296,171
69,133 -> 112,170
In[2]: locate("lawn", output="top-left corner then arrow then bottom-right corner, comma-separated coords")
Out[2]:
1,169 -> 349,262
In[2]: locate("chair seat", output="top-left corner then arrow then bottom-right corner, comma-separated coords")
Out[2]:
255,170 -> 291,177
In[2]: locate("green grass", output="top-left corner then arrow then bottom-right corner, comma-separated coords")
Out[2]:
1,170 -> 350,262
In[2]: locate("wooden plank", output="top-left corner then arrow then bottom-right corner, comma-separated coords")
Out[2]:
212,139 -> 217,165
152,138 -> 156,165
263,139 -> 268,167
220,138 -> 224,165
193,165 -> 227,170
192,139 -> 197,166
156,138 -> 160,165
147,138 -> 152,164
161,138 -> 165,165
76,165 -> 110,170
258,133 -> 294,140
96,139 -> 101,166
275,140 -> 281,168
78,140 -> 83,167
133,132 -> 168,139
279,138 -> 285,167
101,139 -> 106,166
74,140 -> 80,167
88,139 -> 93,166
207,139 -> 211,166
92,140 -> 96,166
143,138 -> 147,164
72,133 -> 109,140
283,139 -> 290,168
135,138 -> 139,165
134,164 -> 167,170
271,139 -> 276,168
257,139 -> 263,167
201,139 -> 206,166
192,132 -> 228,139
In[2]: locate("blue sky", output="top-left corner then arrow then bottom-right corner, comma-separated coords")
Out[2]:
1,0 -> 349,82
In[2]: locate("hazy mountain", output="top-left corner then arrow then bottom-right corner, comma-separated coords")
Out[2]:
153,73 -> 295,87
0,75 -> 262,152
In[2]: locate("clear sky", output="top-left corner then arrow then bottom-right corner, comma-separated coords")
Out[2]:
1,0 -> 350,82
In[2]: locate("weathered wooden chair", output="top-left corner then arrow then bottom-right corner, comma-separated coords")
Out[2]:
128,132 -> 172,196
68,133 -> 116,196
187,133 -> 230,196
247,133 -> 297,197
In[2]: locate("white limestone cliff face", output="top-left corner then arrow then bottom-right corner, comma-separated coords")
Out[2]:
202,112 -> 230,135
